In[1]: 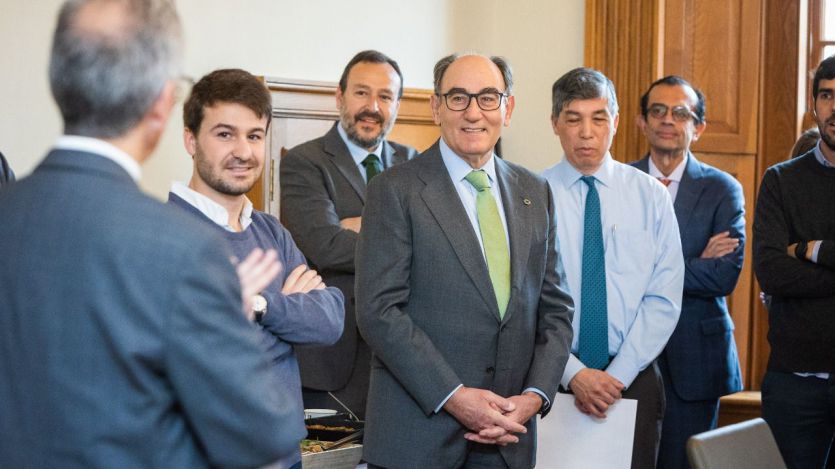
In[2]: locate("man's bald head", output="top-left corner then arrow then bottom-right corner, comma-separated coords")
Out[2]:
49,0 -> 183,138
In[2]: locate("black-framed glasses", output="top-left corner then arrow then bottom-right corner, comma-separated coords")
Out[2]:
439,91 -> 508,111
647,103 -> 698,123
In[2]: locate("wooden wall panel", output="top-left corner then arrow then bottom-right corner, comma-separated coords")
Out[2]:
664,0 -> 762,155
585,0 -> 661,162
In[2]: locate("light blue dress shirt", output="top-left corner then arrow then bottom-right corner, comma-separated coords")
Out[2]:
435,138 -> 549,412
542,154 -> 684,389
336,124 -> 386,180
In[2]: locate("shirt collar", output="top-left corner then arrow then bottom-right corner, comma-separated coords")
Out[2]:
554,152 -> 616,189
647,153 -> 688,182
813,141 -> 835,168
54,135 -> 141,182
336,123 -> 384,167
439,137 -> 499,185
169,181 -> 253,232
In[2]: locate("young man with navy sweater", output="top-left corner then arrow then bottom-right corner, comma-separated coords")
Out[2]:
168,68 -> 345,469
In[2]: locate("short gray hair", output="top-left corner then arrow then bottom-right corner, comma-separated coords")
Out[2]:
49,0 -> 183,138
433,52 -> 514,95
551,67 -> 618,118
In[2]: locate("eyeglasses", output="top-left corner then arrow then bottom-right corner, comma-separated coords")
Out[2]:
647,103 -> 699,123
439,91 -> 508,111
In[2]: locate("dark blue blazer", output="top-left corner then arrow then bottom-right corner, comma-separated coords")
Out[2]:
0,149 -> 301,468
632,154 -> 744,400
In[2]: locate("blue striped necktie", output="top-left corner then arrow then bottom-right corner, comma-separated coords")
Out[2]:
579,176 -> 609,369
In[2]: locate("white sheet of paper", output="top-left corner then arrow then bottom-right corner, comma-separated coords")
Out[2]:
535,393 -> 637,469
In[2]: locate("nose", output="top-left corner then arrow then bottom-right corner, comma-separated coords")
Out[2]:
232,136 -> 253,159
463,96 -> 481,120
579,118 -> 593,138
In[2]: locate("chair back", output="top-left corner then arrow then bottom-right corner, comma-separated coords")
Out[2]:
686,418 -> 786,469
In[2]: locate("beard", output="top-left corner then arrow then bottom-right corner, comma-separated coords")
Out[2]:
194,148 -> 259,196
819,118 -> 835,152
339,107 -> 393,150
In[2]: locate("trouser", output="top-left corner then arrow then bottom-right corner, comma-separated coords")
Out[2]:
656,355 -> 720,469
762,371 -> 835,469
624,362 -> 666,469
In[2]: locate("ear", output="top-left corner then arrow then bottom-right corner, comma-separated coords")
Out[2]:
612,113 -> 620,135
692,120 -> 707,141
550,115 -> 560,136
636,113 -> 648,133
146,80 -> 176,135
335,86 -> 345,110
430,93 -> 442,125
503,95 -> 515,127
183,127 -> 197,157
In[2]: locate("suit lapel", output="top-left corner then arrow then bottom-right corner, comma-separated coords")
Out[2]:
495,159 -> 530,324
418,144 -> 500,320
323,124 -> 367,203
385,141 -> 409,167
674,153 -> 705,235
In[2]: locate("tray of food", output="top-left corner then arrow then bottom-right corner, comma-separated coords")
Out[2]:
301,443 -> 362,469
304,413 -> 363,442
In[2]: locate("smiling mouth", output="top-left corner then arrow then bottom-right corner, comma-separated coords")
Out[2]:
462,127 -> 486,133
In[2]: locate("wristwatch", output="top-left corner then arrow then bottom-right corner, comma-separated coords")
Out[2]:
794,241 -> 808,261
252,294 -> 267,322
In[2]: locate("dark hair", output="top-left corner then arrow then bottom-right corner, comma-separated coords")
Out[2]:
813,55 -> 835,99
433,53 -> 514,95
49,0 -> 182,138
183,69 -> 272,133
551,67 -> 617,118
640,75 -> 706,124
338,50 -> 404,99
789,127 -> 820,159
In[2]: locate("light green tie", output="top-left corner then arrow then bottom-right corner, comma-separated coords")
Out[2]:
464,170 -> 510,318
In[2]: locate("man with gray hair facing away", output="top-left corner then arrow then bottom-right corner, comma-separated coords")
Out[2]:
0,1 -> 301,467
541,68 -> 683,468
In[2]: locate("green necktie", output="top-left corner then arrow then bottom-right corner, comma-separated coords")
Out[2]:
464,170 -> 510,318
362,154 -> 382,183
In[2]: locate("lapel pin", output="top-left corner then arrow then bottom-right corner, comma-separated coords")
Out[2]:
523,198 -> 532,206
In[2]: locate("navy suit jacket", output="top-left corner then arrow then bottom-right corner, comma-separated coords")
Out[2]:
0,149 -> 301,468
632,154 -> 744,400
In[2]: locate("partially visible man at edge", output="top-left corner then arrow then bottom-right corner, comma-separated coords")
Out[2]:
754,54 -> 835,469
280,50 -> 417,418
631,75 -> 745,469
0,1 -> 301,467
167,68 -> 345,469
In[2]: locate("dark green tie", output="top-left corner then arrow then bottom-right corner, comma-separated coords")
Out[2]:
464,170 -> 510,318
362,154 -> 382,183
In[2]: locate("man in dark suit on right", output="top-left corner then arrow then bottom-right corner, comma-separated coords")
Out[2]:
280,50 -> 417,418
632,76 -> 745,469
0,1 -> 300,467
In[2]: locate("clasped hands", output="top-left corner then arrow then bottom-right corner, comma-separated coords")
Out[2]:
444,386 -> 542,446
569,368 -> 625,418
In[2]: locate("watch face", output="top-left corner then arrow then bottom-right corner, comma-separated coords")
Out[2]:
253,294 -> 267,314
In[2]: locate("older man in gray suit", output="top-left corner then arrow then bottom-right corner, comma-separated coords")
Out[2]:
280,50 -> 417,418
0,1 -> 300,467
356,53 -> 575,469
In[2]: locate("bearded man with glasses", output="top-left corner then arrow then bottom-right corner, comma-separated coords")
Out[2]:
630,75 -> 745,469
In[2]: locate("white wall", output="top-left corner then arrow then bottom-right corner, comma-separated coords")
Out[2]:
449,0 -> 585,173
0,0 -> 582,199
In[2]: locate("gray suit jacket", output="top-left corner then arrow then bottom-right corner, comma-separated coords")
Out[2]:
280,123 -> 417,390
355,142 -> 575,469
0,149 -> 301,468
